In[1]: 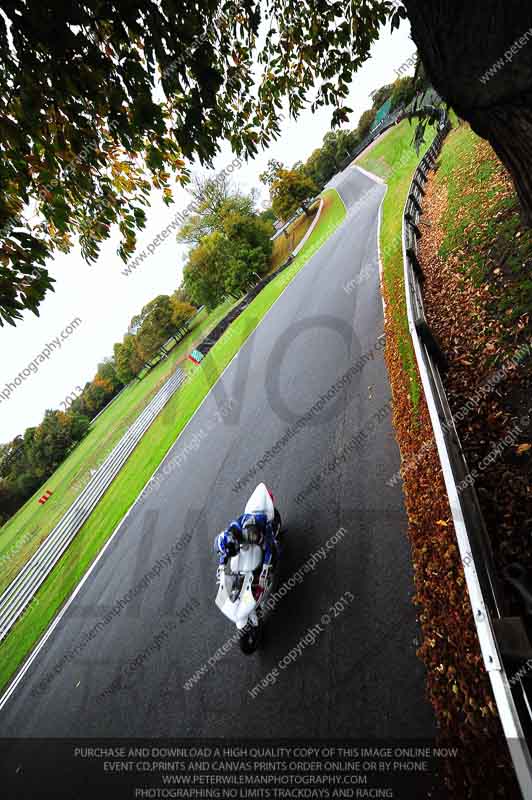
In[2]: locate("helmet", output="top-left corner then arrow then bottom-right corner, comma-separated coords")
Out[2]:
227,523 -> 242,540
225,524 -> 242,557
242,517 -> 262,546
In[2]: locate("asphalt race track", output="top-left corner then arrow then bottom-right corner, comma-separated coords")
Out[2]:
0,164 -> 435,741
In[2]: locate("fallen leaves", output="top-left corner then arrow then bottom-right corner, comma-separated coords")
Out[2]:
420,132 -> 531,581
516,443 -> 531,455
382,125 -> 520,798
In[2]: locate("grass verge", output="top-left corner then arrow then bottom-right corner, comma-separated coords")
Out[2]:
419,122 -> 531,593
0,188 -> 344,695
357,118 -> 437,409
434,124 -> 532,331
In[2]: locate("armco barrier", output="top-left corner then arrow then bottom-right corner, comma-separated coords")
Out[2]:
0,367 -> 186,642
403,110 -> 532,797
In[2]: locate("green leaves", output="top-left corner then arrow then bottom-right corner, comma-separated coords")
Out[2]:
182,204 -> 272,309
389,2 -> 407,32
0,241 -> 55,326
331,105 -> 353,127
0,0 -> 397,325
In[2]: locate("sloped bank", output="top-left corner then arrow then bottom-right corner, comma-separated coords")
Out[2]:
415,125 -> 532,793
358,119 -> 517,797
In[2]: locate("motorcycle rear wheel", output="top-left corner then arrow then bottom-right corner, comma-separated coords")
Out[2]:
239,622 -> 261,655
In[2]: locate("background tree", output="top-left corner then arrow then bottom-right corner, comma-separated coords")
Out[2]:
259,207 -> 277,233
259,159 -> 285,188
357,108 -> 378,140
134,295 -> 177,360
0,437 -> 32,499
114,335 -> 144,384
170,295 -> 197,329
0,439 -> 24,478
221,212 -> 273,255
333,129 -> 361,168
183,232 -> 233,310
177,175 -> 257,246
95,359 -> 122,394
222,243 -> 267,296
65,410 -> 92,441
0,272 -> 200,526
182,208 -> 272,308
221,212 -> 273,294
304,145 -> 337,189
132,293 -> 195,359
14,411 -> 88,486
320,131 -> 344,174
0,479 -> 20,526
268,168 -> 317,222
171,287 -> 197,309
370,83 -> 394,109
80,378 -> 115,416
389,75 -> 417,111
0,408 -> 90,525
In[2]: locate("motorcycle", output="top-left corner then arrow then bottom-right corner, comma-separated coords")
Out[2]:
215,483 -> 282,654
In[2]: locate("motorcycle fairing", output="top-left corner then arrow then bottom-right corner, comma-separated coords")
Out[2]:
215,543 -> 263,627
244,483 -> 274,522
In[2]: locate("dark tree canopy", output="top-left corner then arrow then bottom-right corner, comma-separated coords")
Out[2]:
0,0 -> 392,325
1,0 -> 531,327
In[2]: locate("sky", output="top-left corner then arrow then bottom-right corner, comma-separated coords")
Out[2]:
0,20 -> 415,444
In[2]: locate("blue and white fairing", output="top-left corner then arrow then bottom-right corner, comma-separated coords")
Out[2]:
244,482 -> 275,522
215,483 -> 275,630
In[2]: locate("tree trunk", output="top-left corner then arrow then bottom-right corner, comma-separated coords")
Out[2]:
404,0 -> 532,225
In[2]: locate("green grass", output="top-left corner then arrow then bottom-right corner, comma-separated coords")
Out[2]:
0,188 -> 345,695
357,118 -> 440,409
0,299 -> 237,593
433,123 -> 532,332
434,125 -> 490,275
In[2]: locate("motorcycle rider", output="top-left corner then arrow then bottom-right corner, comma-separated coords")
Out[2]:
214,512 -> 280,588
